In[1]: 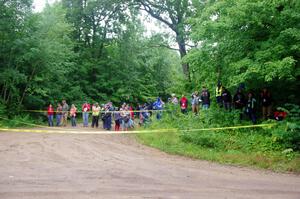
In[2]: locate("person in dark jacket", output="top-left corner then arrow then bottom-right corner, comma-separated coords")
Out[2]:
103,102 -> 113,130
233,88 -> 246,119
260,88 -> 272,119
200,86 -> 210,110
222,87 -> 232,110
215,81 -> 223,107
245,92 -> 257,124
114,107 -> 121,131
233,88 -> 246,110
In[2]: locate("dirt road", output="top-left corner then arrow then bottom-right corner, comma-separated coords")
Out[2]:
0,129 -> 299,199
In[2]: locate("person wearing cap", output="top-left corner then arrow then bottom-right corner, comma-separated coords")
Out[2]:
91,103 -> 100,128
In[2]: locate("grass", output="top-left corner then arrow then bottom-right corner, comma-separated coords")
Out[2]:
135,105 -> 300,173
136,130 -> 300,173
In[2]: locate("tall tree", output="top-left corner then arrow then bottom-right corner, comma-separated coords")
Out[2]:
187,0 -> 300,104
136,0 -> 194,81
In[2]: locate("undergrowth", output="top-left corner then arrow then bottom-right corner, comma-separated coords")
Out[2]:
137,104 -> 300,173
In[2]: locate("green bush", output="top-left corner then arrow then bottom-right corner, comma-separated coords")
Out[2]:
149,103 -> 300,152
271,104 -> 300,151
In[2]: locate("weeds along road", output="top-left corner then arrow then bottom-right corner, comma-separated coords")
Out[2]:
0,128 -> 299,199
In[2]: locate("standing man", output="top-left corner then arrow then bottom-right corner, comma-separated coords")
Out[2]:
62,100 -> 69,127
260,88 -> 272,120
56,103 -> 63,126
191,91 -> 200,115
201,86 -> 210,110
215,81 -> 223,107
233,88 -> 246,119
82,101 -> 90,127
222,88 -> 232,111
153,97 -> 164,119
103,102 -> 113,130
246,92 -> 257,124
91,103 -> 100,128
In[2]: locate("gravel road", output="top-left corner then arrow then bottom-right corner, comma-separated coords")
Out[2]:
0,129 -> 299,199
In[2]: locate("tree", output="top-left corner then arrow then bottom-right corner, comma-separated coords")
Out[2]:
187,0 -> 300,104
135,0 -> 195,81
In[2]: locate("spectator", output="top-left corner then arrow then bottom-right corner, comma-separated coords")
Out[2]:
153,97 -> 164,119
222,88 -> 232,111
215,81 -> 223,107
91,103 -> 100,128
114,107 -> 121,131
62,100 -> 69,127
56,103 -> 63,126
70,104 -> 77,127
103,102 -> 113,130
120,105 -> 130,131
82,101 -> 90,127
201,86 -> 210,110
180,94 -> 188,114
245,92 -> 257,124
47,103 -> 54,127
191,91 -> 200,115
233,88 -> 246,110
171,93 -> 178,105
233,88 -> 246,119
260,88 -> 272,119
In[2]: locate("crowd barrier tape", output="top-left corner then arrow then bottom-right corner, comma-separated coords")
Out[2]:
22,109 -> 166,114
0,128 -> 179,135
0,113 -> 276,135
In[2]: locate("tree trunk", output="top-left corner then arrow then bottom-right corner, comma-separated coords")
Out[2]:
176,32 -> 190,82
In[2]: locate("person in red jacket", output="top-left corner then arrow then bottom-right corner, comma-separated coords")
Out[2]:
82,101 -> 91,127
180,94 -> 188,114
47,103 -> 54,127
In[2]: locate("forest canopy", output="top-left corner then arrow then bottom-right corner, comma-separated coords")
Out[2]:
0,0 -> 299,112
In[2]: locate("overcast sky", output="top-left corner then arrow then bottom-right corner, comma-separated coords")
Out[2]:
32,0 -> 176,47
33,0 -> 56,12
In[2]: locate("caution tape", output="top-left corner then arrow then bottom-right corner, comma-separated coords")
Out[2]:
0,123 -> 276,135
22,109 -> 165,114
0,128 -> 176,135
0,116 -> 50,128
181,123 -> 276,132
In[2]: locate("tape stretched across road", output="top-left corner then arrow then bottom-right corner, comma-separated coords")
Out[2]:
22,109 -> 165,113
0,123 -> 276,135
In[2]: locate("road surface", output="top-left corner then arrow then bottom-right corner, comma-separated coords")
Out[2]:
0,128 -> 299,199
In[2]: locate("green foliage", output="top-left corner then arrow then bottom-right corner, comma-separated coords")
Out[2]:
186,0 -> 300,104
271,104 -> 300,151
138,104 -> 300,172
0,0 -> 184,113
